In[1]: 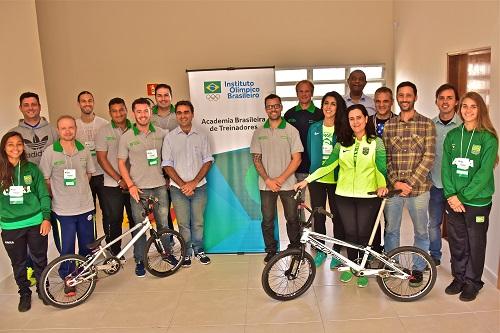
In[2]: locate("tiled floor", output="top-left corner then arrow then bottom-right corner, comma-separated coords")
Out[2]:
0,208 -> 498,332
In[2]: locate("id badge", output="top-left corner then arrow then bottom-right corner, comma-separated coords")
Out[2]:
85,141 -> 96,156
146,149 -> 158,166
9,186 -> 24,205
453,157 -> 473,178
322,144 -> 333,155
64,169 -> 77,186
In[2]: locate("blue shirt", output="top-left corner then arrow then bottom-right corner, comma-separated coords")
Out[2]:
430,113 -> 462,188
343,93 -> 376,116
161,126 -> 214,188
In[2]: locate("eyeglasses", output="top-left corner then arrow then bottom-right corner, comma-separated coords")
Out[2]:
265,104 -> 282,110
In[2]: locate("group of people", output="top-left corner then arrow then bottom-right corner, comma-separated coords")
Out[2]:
1,85 -> 213,312
1,71 -> 497,313
252,71 -> 497,302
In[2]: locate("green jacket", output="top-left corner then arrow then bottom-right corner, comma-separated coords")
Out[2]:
306,136 -> 387,198
442,125 -> 498,206
0,161 -> 51,230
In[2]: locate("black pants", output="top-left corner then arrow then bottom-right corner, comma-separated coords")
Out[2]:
1,225 -> 48,295
446,203 -> 491,291
334,195 -> 382,261
308,182 -> 345,251
260,190 -> 300,253
101,186 -> 135,256
89,174 -> 105,213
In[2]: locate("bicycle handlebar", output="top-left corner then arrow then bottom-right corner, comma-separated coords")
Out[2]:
138,196 -> 159,213
367,189 -> 402,198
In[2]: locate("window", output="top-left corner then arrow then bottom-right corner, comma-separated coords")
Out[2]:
275,65 -> 386,111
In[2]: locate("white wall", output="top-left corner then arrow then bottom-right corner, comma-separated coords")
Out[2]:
0,0 -> 49,281
394,0 -> 500,284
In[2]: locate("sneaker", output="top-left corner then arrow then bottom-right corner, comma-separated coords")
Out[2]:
195,252 -> 211,265
313,251 -> 327,267
18,293 -> 31,312
459,283 -> 478,302
163,254 -> 179,266
330,257 -> 342,269
339,271 -> 353,283
27,267 -> 37,287
37,291 -> 49,305
409,270 -> 423,287
182,256 -> 192,268
431,257 -> 441,266
263,251 -> 276,264
357,276 -> 369,288
135,261 -> 146,277
445,279 -> 464,295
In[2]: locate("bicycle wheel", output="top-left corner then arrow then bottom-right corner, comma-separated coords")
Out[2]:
261,248 -> 316,301
376,246 -> 437,302
144,228 -> 186,277
40,254 -> 97,308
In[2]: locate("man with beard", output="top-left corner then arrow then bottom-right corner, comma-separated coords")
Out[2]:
251,94 -> 303,263
382,81 -> 436,286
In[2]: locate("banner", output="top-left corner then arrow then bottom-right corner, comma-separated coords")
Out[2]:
187,67 -> 275,253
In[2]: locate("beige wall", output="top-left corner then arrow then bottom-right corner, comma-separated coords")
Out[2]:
0,0 -> 49,281
394,0 -> 500,284
35,0 -> 395,119
0,0 -> 49,132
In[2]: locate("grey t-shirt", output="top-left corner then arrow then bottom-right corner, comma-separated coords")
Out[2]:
117,123 -> 167,189
250,118 -> 304,191
151,104 -> 178,131
76,116 -> 108,176
95,121 -> 132,187
39,140 -> 96,215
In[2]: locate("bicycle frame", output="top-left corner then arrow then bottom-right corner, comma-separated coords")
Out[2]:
297,193 -> 410,280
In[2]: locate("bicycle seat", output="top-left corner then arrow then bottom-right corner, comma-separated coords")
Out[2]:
87,235 -> 107,250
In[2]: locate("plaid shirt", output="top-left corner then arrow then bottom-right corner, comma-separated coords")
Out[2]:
382,111 -> 436,196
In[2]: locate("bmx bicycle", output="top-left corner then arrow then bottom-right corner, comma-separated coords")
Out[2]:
261,189 -> 437,302
39,196 -> 186,308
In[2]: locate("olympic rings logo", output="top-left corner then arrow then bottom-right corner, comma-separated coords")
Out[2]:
206,94 -> 220,102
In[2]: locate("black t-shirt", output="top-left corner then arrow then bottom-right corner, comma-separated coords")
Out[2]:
283,103 -> 324,173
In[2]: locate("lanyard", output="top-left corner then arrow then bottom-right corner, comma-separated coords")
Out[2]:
460,125 -> 475,159
11,162 -> 21,186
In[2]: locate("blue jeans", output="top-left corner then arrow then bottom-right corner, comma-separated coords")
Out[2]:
428,186 -> 445,260
129,185 -> 169,263
384,191 -> 430,255
170,184 -> 207,256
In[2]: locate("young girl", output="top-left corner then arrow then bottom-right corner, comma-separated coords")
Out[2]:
442,92 -> 498,301
306,91 -> 346,268
296,104 -> 388,287
0,131 -> 51,312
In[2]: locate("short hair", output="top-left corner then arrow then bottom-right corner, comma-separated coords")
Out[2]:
295,80 -> 314,93
374,86 -> 393,99
264,94 -> 282,105
348,69 -> 367,81
435,83 -> 459,100
56,115 -> 76,128
131,97 -> 151,111
108,97 -> 126,109
19,92 -> 40,105
175,100 -> 194,113
77,90 -> 94,102
396,81 -> 417,95
154,83 -> 172,96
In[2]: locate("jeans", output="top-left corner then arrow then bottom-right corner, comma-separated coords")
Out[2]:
101,186 -> 135,256
129,185 -> 169,263
428,186 -> 445,260
260,190 -> 300,253
295,173 -> 308,223
170,184 -> 207,256
384,191 -> 430,270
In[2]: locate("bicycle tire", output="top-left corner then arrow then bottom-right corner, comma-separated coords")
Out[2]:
40,254 -> 97,309
261,248 -> 316,301
376,246 -> 437,302
144,228 -> 186,277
